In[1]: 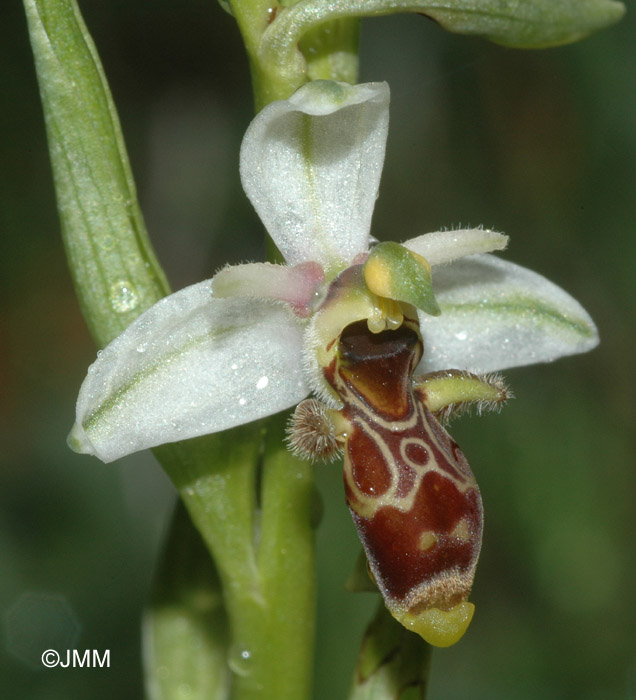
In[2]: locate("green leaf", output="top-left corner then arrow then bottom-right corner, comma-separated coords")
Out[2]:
262,0 -> 625,72
23,0 -> 170,348
420,0 -> 626,48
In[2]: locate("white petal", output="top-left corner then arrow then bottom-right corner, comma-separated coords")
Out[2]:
69,280 -> 309,462
212,261 -> 325,317
417,254 -> 599,373
403,229 -> 508,266
240,80 -> 390,272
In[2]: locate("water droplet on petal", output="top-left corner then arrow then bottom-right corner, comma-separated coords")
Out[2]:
109,279 -> 139,313
256,376 -> 269,390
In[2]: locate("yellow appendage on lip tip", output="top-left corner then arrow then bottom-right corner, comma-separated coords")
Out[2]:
396,601 -> 475,647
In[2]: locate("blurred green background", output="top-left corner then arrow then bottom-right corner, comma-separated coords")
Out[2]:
2,1 -> 635,698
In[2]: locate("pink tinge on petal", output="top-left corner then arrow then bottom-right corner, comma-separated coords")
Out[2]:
212,261 -> 325,317
284,262 -> 326,317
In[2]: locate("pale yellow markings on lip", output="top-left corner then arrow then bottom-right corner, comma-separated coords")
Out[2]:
450,518 -> 471,543
419,531 -> 438,552
341,384 -> 471,514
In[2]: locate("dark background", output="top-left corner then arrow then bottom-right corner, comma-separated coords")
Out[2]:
2,1 -> 635,698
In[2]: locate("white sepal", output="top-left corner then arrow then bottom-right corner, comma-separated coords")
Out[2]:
417,254 -> 599,373
240,80 -> 390,272
69,280 -> 309,462
403,229 -> 508,266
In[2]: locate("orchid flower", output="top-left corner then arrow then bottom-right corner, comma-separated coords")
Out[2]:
68,80 -> 598,646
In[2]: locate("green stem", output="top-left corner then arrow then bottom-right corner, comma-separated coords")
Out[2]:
230,0 -> 360,109
156,414 -> 316,700
257,414 -> 318,697
213,4 -> 361,698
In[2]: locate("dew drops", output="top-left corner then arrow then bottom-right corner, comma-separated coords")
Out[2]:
136,343 -> 147,353
175,683 -> 193,699
228,645 -> 253,677
99,234 -> 115,251
454,330 -> 468,341
256,376 -> 269,390
109,279 -> 139,313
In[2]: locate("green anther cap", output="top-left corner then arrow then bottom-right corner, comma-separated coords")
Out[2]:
364,241 -> 441,316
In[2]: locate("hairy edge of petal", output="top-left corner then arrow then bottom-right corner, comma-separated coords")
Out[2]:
417,254 -> 599,374
69,280 -> 309,462
403,229 -> 508,267
240,80 -> 390,272
211,261 -> 325,317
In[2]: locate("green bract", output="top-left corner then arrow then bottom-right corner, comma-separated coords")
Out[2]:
23,0 -> 169,348
251,0 -> 624,105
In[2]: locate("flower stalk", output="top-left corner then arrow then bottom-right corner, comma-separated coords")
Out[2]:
155,416 -> 316,700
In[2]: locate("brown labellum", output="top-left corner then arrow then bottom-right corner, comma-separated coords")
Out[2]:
326,319 -> 483,647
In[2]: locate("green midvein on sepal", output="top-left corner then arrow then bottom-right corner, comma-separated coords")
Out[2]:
364,241 -> 441,316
